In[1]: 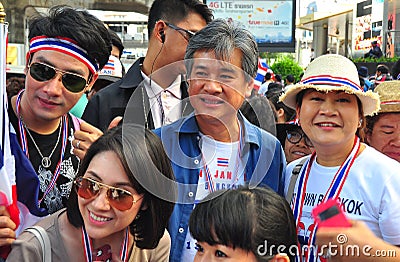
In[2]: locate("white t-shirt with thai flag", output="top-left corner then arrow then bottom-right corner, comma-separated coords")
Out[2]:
181,133 -> 245,261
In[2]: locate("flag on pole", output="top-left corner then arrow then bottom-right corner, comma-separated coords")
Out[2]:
0,19 -> 19,259
0,17 -> 20,228
254,58 -> 273,91
0,12 -> 47,259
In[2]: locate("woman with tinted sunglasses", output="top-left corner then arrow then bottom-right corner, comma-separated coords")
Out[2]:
7,125 -> 176,261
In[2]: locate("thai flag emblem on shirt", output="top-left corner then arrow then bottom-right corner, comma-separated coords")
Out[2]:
102,59 -> 115,70
217,158 -> 229,167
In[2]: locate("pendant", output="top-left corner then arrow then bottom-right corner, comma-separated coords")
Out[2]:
42,157 -> 51,168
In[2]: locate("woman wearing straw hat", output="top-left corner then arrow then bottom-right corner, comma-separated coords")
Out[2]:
365,81 -> 400,163
280,54 -> 400,262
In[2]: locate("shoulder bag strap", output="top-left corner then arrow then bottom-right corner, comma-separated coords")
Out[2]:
285,157 -> 308,203
25,225 -> 51,262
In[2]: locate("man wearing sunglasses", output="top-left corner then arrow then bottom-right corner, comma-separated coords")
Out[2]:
0,6 -> 111,251
81,0 -> 214,132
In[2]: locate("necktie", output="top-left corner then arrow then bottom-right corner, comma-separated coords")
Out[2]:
157,93 -> 165,125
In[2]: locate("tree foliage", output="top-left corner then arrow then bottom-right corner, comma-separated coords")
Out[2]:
352,56 -> 400,63
270,54 -> 304,83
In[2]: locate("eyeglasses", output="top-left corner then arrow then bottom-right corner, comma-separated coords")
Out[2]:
165,22 -> 195,41
286,130 -> 314,147
74,177 -> 143,211
28,62 -> 89,93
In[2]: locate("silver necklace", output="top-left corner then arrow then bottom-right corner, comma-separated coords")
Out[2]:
21,118 -> 62,168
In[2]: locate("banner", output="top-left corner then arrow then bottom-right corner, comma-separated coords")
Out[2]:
206,0 -> 296,52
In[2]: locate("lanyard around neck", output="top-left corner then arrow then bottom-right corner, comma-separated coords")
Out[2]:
81,226 -> 130,262
15,90 -> 69,205
292,136 -> 360,262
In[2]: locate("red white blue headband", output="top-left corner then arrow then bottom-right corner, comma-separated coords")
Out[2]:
300,75 -> 363,92
28,36 -> 99,74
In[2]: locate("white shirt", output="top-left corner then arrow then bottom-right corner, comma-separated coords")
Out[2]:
285,146 -> 400,261
140,72 -> 183,128
181,133 -> 245,262
258,80 -> 273,96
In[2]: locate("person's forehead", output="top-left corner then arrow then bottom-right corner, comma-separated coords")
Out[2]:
191,50 -> 243,71
376,112 -> 400,123
111,45 -> 121,58
175,12 -> 207,32
305,89 -> 354,96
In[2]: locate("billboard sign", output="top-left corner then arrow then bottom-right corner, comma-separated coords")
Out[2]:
353,0 -> 383,53
205,1 -> 296,52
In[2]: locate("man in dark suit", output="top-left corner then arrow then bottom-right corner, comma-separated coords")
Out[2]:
82,0 -> 213,131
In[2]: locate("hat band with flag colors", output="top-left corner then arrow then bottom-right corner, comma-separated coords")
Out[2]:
98,55 -> 123,82
28,36 -> 99,74
279,54 -> 380,116
374,80 -> 400,113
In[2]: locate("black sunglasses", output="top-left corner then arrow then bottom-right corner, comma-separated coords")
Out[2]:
74,177 -> 143,211
165,22 -> 195,41
286,130 -> 314,147
28,62 -> 89,93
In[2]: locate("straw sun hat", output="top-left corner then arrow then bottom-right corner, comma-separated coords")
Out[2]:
279,54 -> 380,116
374,80 -> 400,113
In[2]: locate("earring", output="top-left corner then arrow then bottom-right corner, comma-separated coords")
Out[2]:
358,119 -> 362,128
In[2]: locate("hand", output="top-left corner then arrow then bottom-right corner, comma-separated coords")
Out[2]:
73,121 -> 103,160
108,116 -> 123,130
0,206 -> 16,247
316,220 -> 399,261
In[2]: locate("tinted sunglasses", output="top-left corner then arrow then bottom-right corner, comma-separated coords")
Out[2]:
286,130 -> 314,147
74,177 -> 142,211
28,62 -> 89,93
165,22 -> 195,41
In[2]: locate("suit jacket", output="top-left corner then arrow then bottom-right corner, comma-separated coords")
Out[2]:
82,57 -> 192,131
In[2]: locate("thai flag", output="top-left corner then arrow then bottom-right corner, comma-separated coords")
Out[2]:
102,59 -> 115,70
254,58 -> 270,91
1,19 -> 46,259
217,157 -> 229,167
0,21 -> 18,258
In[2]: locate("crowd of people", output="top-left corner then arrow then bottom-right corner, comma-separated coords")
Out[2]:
1,1 -> 400,262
